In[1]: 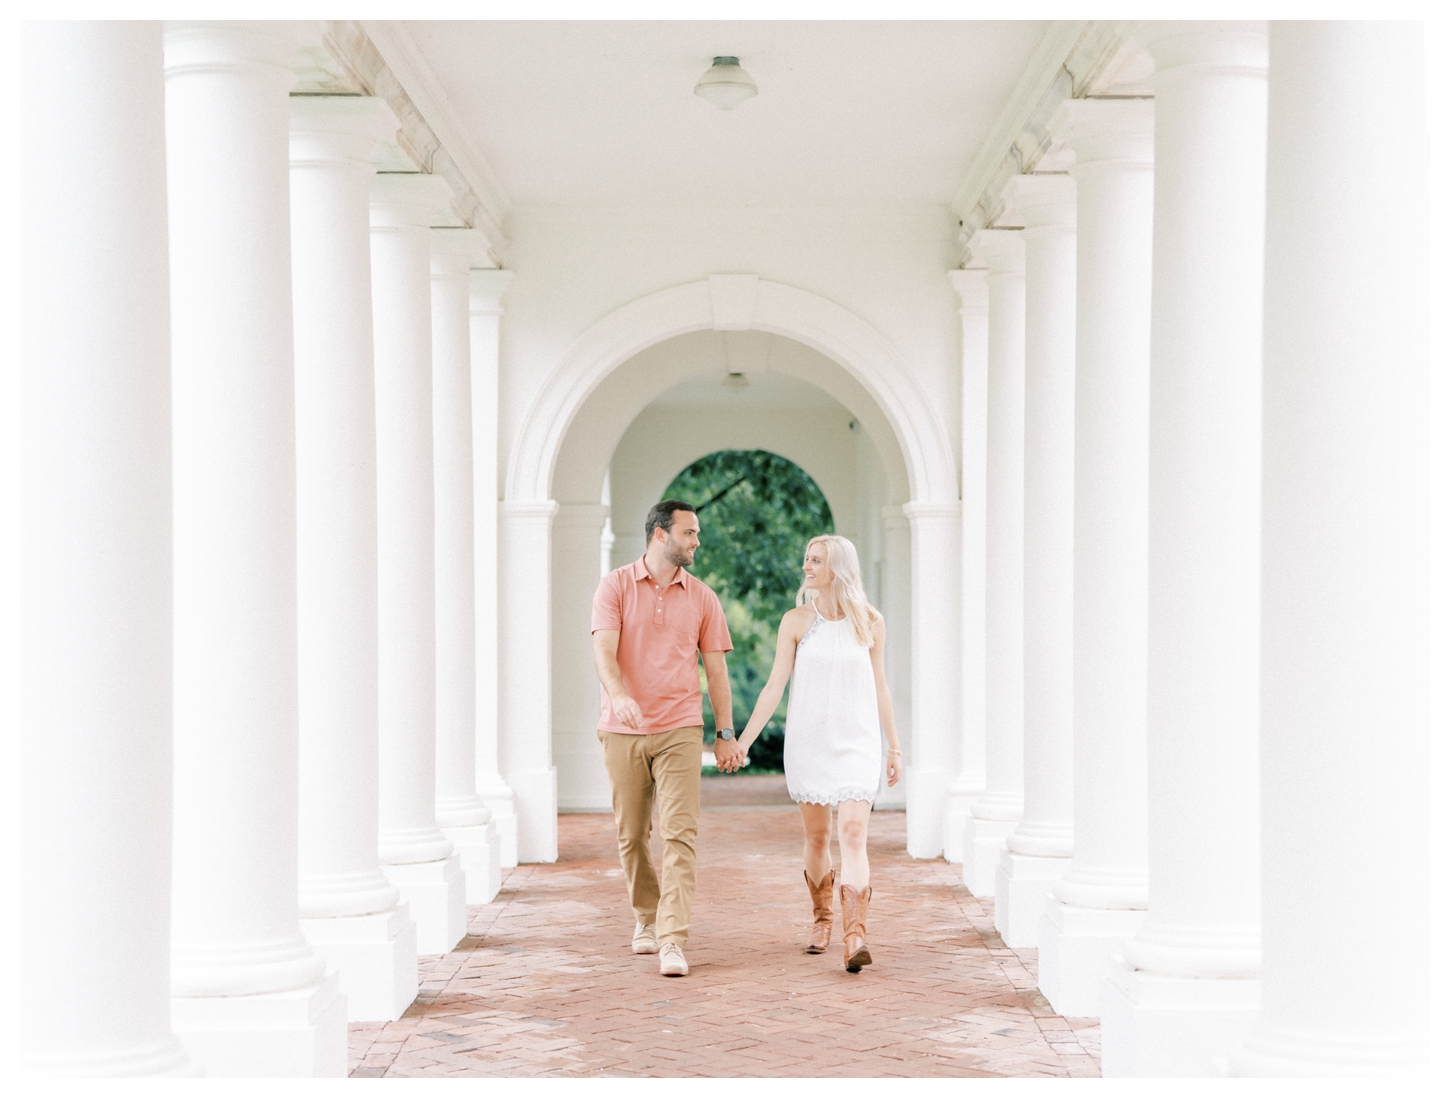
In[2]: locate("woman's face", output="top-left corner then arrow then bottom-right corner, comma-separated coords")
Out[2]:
802,544 -> 833,591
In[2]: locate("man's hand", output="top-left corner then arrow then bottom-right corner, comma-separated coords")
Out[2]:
713,737 -> 745,772
611,693 -> 643,731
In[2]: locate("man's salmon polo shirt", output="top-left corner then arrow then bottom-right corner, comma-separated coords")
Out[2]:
590,557 -> 733,734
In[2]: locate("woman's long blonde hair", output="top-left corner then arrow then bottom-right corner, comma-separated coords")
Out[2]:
796,534 -> 880,647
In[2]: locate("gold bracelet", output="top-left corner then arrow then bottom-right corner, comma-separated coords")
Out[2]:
887,749 -> 902,755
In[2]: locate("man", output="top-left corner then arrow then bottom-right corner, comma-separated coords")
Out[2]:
591,499 -> 744,977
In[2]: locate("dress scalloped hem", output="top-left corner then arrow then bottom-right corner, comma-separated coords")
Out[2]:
790,788 -> 877,806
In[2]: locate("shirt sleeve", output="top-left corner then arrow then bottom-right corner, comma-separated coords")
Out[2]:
698,588 -> 734,653
590,571 -> 623,634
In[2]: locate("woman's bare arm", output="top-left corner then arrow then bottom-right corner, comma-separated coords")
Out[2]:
735,608 -> 811,757
869,613 -> 903,786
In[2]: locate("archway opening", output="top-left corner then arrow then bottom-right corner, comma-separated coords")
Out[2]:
663,449 -> 835,773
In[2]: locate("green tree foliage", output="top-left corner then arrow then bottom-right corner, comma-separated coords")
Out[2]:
665,450 -> 834,772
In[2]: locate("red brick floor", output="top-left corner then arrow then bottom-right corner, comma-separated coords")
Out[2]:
348,806 -> 1100,1077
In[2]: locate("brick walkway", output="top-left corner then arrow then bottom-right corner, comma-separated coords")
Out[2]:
348,800 -> 1101,1077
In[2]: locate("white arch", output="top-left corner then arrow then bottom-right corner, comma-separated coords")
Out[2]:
506,278 -> 958,504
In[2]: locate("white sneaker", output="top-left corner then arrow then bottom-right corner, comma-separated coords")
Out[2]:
658,941 -> 689,976
631,922 -> 659,954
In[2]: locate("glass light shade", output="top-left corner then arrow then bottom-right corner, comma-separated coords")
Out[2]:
694,56 -> 757,111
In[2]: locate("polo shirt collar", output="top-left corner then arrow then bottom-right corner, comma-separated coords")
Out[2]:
631,555 -> 689,587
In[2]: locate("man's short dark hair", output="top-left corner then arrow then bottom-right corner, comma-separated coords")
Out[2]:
646,499 -> 696,543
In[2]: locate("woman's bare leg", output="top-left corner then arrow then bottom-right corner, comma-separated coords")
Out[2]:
799,802 -> 833,884
836,800 -> 872,890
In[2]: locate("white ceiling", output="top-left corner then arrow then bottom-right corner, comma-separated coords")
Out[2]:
402,20 -> 1046,208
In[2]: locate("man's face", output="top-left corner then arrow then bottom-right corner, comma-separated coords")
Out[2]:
660,510 -> 701,568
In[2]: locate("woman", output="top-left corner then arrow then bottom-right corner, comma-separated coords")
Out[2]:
733,534 -> 902,972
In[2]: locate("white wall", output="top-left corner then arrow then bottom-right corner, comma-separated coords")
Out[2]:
497,206 -> 962,503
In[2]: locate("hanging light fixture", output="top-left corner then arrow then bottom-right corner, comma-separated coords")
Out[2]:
694,56 -> 757,111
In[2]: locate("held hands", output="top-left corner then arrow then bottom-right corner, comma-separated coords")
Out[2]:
611,693 -> 644,731
713,736 -> 747,773
885,748 -> 902,787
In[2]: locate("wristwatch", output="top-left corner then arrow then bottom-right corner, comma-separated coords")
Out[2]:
717,728 -> 736,741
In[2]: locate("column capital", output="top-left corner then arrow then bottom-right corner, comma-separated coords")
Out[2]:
965,227 -> 1025,277
948,269 -> 988,314
430,228 -> 490,277
163,21 -> 306,81
1048,98 -> 1154,169
1000,173 -> 1077,230
902,500 -> 961,527
289,96 -> 400,167
501,499 -> 559,526
470,268 -> 516,316
553,503 -> 611,530
370,172 -> 454,230
1132,20 -> 1267,81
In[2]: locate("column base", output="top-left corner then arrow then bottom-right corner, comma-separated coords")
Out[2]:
1228,1026 -> 1433,1078
508,767 -> 558,864
381,855 -> 466,955
171,970 -> 347,1078
905,765 -> 953,858
20,1037 -> 200,1078
442,819 -> 502,903
300,906 -> 418,1022
1100,953 -> 1259,1077
994,847 -> 1070,947
1037,898 -> 1146,1017
962,814 -> 1018,896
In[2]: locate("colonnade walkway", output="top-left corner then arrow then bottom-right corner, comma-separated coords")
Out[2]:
347,788 -> 1101,1078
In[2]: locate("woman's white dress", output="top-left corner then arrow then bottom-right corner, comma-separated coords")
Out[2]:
783,604 -> 883,806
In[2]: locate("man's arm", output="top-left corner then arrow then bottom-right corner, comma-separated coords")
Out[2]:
700,650 -> 740,768
592,630 -> 643,731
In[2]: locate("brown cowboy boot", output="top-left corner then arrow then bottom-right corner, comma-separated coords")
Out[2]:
840,883 -> 873,972
804,869 -> 835,954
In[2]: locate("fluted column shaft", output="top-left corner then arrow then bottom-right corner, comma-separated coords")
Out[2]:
12,20 -> 191,1078
904,500 -> 962,858
469,269 -> 518,864
1101,21 -> 1268,1079
553,503 -> 616,812
432,231 -> 502,906
1036,97 -> 1155,1018
290,96 -> 419,1024
962,229 -> 1027,897
498,500 -> 561,863
291,97 -> 400,921
944,269 -> 990,864
165,18 -> 325,1000
994,173 -> 1077,949
431,230 -> 490,829
371,172 -> 466,955
1232,21 -> 1439,1077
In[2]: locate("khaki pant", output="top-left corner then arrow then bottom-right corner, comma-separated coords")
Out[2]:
597,725 -> 702,947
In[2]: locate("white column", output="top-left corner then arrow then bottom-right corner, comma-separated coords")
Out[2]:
371,172 -> 465,954
163,22 -> 345,1075
498,501 -> 561,862
290,96 -> 418,1023
876,505 -> 912,810
553,504 -> 616,812
962,228 -> 1027,897
10,21 -> 193,1078
1230,22 -> 1440,1077
431,229 -> 501,905
1100,22 -> 1268,1077
902,502 -> 962,858
994,173 -> 1077,947
469,269 -> 519,865
943,269 -> 990,864
1037,98 -> 1155,1017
